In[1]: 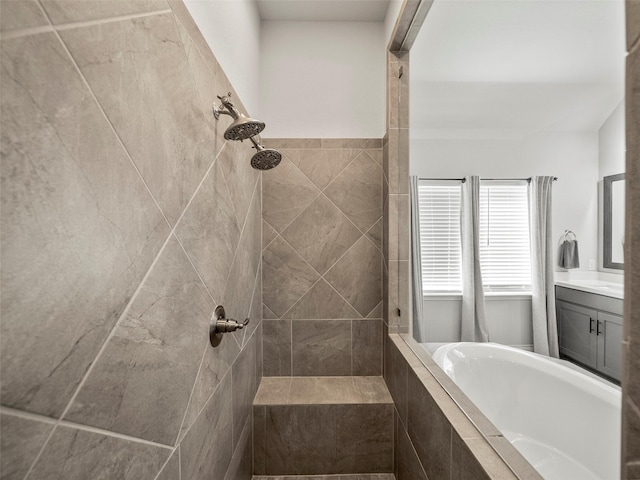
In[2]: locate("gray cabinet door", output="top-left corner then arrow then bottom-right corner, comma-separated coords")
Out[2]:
557,300 -> 597,369
597,311 -> 623,381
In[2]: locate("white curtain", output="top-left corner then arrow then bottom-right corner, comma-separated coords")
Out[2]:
530,176 -> 559,357
410,177 -> 426,342
461,176 -> 489,342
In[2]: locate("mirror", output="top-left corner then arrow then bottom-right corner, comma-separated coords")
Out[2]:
604,173 -> 625,270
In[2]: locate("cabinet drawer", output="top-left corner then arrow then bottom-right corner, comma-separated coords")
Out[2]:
555,286 -> 623,316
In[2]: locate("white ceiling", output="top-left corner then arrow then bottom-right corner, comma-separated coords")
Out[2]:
411,0 -> 626,137
256,0 -> 391,22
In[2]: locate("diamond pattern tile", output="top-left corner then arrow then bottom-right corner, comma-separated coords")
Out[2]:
282,195 -> 361,275
282,148 -> 358,190
262,156 -> 320,233
325,151 -> 382,232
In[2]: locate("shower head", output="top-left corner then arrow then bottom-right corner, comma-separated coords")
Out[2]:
213,93 -> 265,141
249,137 -> 281,170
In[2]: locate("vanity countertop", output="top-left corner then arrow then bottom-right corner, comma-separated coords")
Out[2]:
555,279 -> 623,300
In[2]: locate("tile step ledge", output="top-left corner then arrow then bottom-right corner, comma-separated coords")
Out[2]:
253,376 -> 392,406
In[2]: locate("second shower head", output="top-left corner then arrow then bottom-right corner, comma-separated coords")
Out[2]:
249,137 -> 281,170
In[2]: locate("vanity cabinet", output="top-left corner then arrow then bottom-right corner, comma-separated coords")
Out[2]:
556,286 -> 623,382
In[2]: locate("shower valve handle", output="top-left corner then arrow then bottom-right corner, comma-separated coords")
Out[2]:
209,305 -> 250,347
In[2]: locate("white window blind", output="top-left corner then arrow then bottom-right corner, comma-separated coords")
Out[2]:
418,180 -> 532,294
418,182 -> 462,292
479,182 -> 531,291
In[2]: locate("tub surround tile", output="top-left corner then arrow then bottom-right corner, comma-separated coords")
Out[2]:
180,373 -> 233,480
155,447 -> 180,480
352,319 -> 383,376
263,237 -> 320,317
263,319 -> 292,376
0,413 -> 55,480
292,320 -> 351,376
385,336 -> 408,425
40,0 -> 169,24
451,434 -> 498,480
0,32 -> 169,418
282,148 -> 358,191
262,157 -> 321,233
283,280 -> 360,320
65,237 -> 213,446
27,425 -> 170,480
59,12 -> 214,226
486,437 -> 543,480
395,415 -> 428,480
175,158 -> 240,303
325,237 -> 382,318
282,195 -> 361,275
324,152 -> 382,233
407,368 -> 452,480
0,0 -> 48,32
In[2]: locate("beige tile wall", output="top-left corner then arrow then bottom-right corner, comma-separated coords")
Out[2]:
623,2 -> 640,477
0,1 -> 261,479
261,138 -> 384,377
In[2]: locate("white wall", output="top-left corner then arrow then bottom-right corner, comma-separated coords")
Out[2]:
184,0 -> 261,115
423,296 -> 533,348
598,101 -> 626,272
259,21 -> 385,138
599,101 -> 625,178
384,0 -> 403,48
410,130 -> 600,268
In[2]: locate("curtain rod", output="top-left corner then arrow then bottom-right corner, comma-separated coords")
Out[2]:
418,177 -> 558,183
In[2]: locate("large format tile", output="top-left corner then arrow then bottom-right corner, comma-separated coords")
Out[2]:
396,417 -> 428,480
325,151 -> 382,232
0,0 -> 48,32
335,404 -> 393,473
0,413 -> 55,480
224,411 -> 253,480
282,195 -> 361,275
65,237 -> 213,445
283,280 -> 360,319
155,447 -> 180,480
59,12 -> 214,225
262,157 -> 320,232
352,319 -> 383,376
180,372 -> 233,480
263,319 -> 292,376
40,0 -> 169,24
282,148 -> 357,190
407,367 -> 452,480
292,320 -> 351,376
27,425 -> 170,480
0,32 -> 168,417
263,237 -> 319,317
264,405 -> 337,475
325,237 -> 382,317
232,332 -> 258,449
176,158 -> 240,303
222,180 -> 262,327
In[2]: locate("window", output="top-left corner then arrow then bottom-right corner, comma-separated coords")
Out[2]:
418,181 -> 461,292
418,180 -> 531,293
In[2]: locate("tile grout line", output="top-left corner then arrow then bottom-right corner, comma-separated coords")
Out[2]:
48,9 -> 173,32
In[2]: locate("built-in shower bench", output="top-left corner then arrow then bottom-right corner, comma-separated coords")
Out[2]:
252,376 -> 394,476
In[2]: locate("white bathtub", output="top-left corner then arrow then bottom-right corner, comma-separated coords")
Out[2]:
432,342 -> 621,480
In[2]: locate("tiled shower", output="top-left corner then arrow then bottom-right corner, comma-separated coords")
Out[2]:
1,2 -> 260,478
